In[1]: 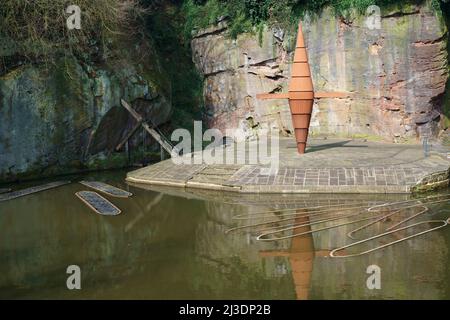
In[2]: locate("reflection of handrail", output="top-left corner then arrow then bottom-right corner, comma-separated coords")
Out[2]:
347,198 -> 450,239
226,211 -> 363,234
226,194 -> 450,257
229,196 -> 449,230
386,205 -> 428,231
232,194 -> 449,221
330,220 -> 449,258
355,196 -> 449,235
231,198 -> 448,239
232,202 -> 378,220
256,213 -> 387,241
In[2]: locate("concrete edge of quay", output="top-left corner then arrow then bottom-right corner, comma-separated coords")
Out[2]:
126,170 -> 450,194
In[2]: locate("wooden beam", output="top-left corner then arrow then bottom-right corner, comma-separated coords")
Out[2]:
115,120 -> 142,151
120,99 -> 144,122
83,129 -> 96,160
257,92 -> 352,100
120,99 -> 173,154
142,122 -> 174,154
256,93 -> 290,100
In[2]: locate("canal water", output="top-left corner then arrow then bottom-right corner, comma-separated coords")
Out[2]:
0,170 -> 449,299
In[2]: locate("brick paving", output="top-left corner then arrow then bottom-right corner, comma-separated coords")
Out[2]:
226,167 -> 424,187
223,166 -> 435,193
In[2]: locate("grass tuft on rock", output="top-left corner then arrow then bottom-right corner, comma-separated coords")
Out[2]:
0,0 -> 146,71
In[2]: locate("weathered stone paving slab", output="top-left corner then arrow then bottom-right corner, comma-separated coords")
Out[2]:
186,165 -> 242,191
127,161 -> 207,187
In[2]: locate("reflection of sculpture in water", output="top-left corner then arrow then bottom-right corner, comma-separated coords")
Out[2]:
259,212 -> 328,300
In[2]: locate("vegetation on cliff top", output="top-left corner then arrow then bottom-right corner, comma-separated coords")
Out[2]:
183,0 -> 437,38
0,0 -> 204,132
0,0 -> 146,73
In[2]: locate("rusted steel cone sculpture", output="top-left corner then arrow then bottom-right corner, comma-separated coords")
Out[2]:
257,22 -> 350,154
289,22 -> 314,154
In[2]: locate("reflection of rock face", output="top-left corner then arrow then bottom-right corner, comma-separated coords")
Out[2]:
0,37 -> 172,182
192,3 -> 448,142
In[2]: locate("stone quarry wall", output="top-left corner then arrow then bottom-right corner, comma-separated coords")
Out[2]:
191,3 -> 449,142
0,36 -> 172,182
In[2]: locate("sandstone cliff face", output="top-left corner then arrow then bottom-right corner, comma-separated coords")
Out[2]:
0,36 -> 172,182
192,21 -> 290,136
191,3 -> 448,142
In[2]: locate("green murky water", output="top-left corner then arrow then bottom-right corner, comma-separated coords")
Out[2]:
0,170 -> 449,299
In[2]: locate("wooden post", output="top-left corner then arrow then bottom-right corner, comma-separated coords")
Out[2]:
116,120 -> 142,151
160,144 -> 165,161
120,99 -> 173,154
126,140 -> 130,164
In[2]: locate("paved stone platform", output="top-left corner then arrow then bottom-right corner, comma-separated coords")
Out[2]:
126,138 -> 450,194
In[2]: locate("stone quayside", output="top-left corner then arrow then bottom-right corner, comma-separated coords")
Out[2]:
126,138 -> 450,194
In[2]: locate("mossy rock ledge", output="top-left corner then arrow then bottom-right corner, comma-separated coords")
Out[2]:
0,38 -> 172,182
